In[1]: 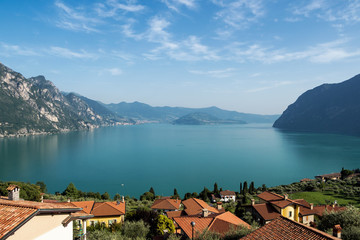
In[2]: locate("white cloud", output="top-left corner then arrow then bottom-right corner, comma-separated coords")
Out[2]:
246,81 -> 292,93
162,0 -> 197,12
212,0 -> 265,30
49,47 -> 96,59
0,43 -> 40,56
106,68 -> 123,76
55,1 -> 101,32
95,0 -> 145,18
189,68 -> 236,78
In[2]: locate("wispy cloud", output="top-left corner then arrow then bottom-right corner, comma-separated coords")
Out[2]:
189,68 -> 236,78
246,81 -> 292,93
104,68 -> 123,76
291,0 -> 360,24
49,46 -> 96,59
162,0 -> 197,12
0,43 -> 40,56
55,0 -> 101,32
95,0 -> 145,18
212,0 -> 265,31
229,39 -> 360,64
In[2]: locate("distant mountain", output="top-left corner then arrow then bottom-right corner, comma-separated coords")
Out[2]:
105,102 -> 279,124
0,63 -> 132,137
273,74 -> 360,135
173,112 -> 247,125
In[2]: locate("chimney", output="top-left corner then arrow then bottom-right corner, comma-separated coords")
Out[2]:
67,199 -> 71,203
333,225 -> 342,238
7,185 -> 20,201
217,202 -> 222,210
310,203 -> 313,210
122,196 -> 125,203
284,194 -> 288,200
251,199 -> 255,206
202,209 -> 209,217
40,193 -> 44,203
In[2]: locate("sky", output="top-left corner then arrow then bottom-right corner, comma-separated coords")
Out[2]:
1,0 -> 360,114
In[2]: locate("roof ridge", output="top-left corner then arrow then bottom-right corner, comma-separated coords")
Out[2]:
103,202 -> 125,215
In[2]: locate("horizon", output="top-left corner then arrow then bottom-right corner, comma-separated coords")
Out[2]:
1,0 -> 360,114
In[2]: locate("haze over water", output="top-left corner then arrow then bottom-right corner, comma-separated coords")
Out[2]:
1,124 -> 359,198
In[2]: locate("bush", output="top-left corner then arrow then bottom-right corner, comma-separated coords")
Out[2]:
122,220 -> 149,238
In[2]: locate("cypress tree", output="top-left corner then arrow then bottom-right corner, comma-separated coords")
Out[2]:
213,182 -> 219,195
243,181 -> 248,195
149,187 -> 155,196
240,182 -> 243,195
249,181 -> 255,194
172,188 -> 179,199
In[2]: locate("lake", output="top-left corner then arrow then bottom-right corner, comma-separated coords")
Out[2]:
1,124 -> 360,198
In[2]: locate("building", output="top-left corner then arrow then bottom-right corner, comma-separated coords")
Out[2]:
182,198 -> 223,216
220,190 -> 236,202
151,197 -> 181,212
240,216 -> 340,240
0,185 -> 85,240
174,211 -> 250,238
66,199 -> 126,228
249,191 -> 316,225
315,173 -> 341,182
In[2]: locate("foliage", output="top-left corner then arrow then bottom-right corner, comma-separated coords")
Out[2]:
87,229 -> 146,240
172,188 -> 180,199
167,234 -> 181,240
223,225 -> 254,240
213,182 -> 219,195
122,220 -> 150,239
341,168 -> 354,180
342,226 -> 360,240
156,215 -> 175,235
199,187 -> 210,202
113,193 -> 121,201
243,182 -> 248,195
140,191 -> 155,201
318,206 -> 360,230
149,187 -> 155,196
62,183 -> 79,198
0,181 -> 41,201
195,228 -> 221,240
102,192 -> 110,200
36,181 -> 47,193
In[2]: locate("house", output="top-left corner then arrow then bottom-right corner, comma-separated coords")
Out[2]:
315,173 -> 341,182
249,191 -> 316,225
182,198 -> 223,216
313,204 -> 346,217
240,216 -> 340,240
174,211 -> 250,239
65,199 -> 126,228
220,190 -> 236,202
151,197 -> 181,212
0,185 -> 86,240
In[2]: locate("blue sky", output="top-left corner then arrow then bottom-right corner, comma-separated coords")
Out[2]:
1,0 -> 360,114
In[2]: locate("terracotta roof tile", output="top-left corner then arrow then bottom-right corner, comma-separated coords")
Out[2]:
151,199 -> 181,210
241,216 -> 339,240
166,211 -> 185,219
0,199 -> 80,210
91,201 -> 125,217
252,203 -> 281,221
0,204 -> 37,238
174,211 -> 250,239
313,205 -> 346,217
182,198 -> 219,216
257,191 -> 284,202
6,185 -> 19,191
220,190 -> 235,196
270,199 -> 294,208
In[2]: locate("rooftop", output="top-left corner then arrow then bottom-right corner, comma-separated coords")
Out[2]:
240,216 -> 339,240
182,198 -> 219,216
252,203 -> 281,221
220,190 -> 235,196
257,191 -> 284,202
151,198 -> 181,210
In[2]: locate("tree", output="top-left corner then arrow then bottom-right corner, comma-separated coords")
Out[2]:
149,187 -> 155,196
213,182 -> 219,195
156,215 -> 175,235
101,192 -> 110,200
184,192 -> 192,200
172,188 -> 180,199
341,168 -> 354,180
243,181 -> 248,195
140,191 -> 155,201
249,182 -> 255,195
199,187 -> 210,202
113,193 -> 121,201
122,220 -> 150,238
261,184 -> 267,191
240,182 -> 243,195
36,181 -> 47,193
62,183 -> 79,198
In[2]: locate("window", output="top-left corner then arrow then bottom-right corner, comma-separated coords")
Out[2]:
289,211 -> 292,217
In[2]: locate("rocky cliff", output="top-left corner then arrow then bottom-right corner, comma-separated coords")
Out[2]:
0,63 -> 131,137
273,74 -> 360,135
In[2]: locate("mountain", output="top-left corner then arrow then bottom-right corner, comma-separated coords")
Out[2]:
173,112 -> 247,125
0,63 -> 132,137
105,102 -> 279,124
273,74 -> 360,135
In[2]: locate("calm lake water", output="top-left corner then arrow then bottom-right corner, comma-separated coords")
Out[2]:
1,124 -> 360,198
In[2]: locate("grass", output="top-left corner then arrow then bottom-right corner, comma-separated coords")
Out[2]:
290,191 -> 360,207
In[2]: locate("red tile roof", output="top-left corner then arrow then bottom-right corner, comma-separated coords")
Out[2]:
174,211 -> 250,239
220,190 -> 235,196
252,203 -> 281,221
91,201 -> 125,217
0,199 -> 81,239
182,198 -> 219,216
240,216 -> 339,240
313,205 -> 346,217
151,198 -> 181,210
257,191 -> 284,202
166,210 -> 185,219
6,185 -> 19,191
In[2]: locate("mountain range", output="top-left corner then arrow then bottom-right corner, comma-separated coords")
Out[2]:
0,62 -> 279,137
273,74 -> 360,136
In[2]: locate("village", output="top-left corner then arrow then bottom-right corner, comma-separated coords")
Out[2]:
0,169 -> 359,240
